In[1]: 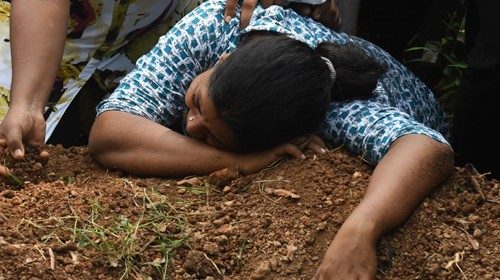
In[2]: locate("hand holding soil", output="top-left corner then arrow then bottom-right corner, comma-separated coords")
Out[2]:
0,141 -> 49,186
0,106 -> 46,160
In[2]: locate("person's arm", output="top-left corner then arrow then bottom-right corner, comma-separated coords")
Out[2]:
313,134 -> 454,279
0,0 -> 69,158
224,0 -> 341,30
89,111 -> 305,176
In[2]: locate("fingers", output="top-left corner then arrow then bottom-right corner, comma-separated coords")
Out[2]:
307,138 -> 327,154
312,0 -> 342,30
0,164 -> 11,183
224,0 -> 238,22
39,150 -> 50,165
327,0 -> 342,29
239,0 -> 258,28
290,134 -> 327,154
0,165 -> 10,178
281,143 -> 306,159
5,127 -> 25,160
311,1 -> 329,20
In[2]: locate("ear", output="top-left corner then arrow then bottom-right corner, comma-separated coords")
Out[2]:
219,52 -> 232,63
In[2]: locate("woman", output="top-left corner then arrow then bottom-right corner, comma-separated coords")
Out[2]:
89,1 -> 453,279
89,0 -> 454,278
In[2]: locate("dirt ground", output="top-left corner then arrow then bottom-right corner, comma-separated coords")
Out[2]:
0,143 -> 498,280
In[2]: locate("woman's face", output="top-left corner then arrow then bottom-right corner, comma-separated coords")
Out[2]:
184,67 -> 239,151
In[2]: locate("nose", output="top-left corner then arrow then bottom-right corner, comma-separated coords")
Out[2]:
185,113 -> 206,141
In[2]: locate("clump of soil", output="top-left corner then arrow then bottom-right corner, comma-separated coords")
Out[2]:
0,144 -> 498,280
0,141 -> 49,186
1,142 -> 102,189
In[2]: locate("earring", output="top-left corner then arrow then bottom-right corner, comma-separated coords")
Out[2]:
188,116 -> 194,121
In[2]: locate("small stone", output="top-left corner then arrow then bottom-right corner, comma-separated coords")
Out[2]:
32,162 -> 43,172
352,171 -> 362,179
317,222 -> 327,231
334,198 -> 344,205
177,188 -> 186,194
2,191 -> 15,199
183,250 -> 216,278
203,242 -> 219,255
428,263 -> 441,275
252,261 -> 271,279
213,216 -> 230,226
269,241 -> 281,247
467,214 -> 480,222
3,245 -> 18,256
214,235 -> 228,244
285,245 -> 297,261
10,196 -> 22,206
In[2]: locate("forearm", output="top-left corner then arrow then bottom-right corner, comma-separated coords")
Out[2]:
89,111 -> 242,177
9,0 -> 69,110
341,134 -> 454,241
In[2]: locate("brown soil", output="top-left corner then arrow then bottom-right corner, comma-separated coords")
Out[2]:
0,143 -> 499,280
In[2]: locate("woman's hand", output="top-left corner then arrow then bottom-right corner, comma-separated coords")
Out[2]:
224,0 -> 341,30
290,0 -> 341,30
312,218 -> 378,280
313,135 -> 454,280
0,107 -> 46,159
290,134 -> 328,155
235,142 -> 305,174
0,108 -> 48,182
236,134 -> 327,175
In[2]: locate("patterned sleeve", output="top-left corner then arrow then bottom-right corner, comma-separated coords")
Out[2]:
96,3 -> 226,127
321,99 -> 449,165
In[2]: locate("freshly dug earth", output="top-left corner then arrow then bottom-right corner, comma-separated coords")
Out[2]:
0,143 -> 498,280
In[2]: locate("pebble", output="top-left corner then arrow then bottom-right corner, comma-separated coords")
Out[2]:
2,190 -> 15,199
214,234 -> 228,244
10,196 -> 22,206
3,245 -> 18,256
252,261 -> 271,279
32,162 -> 43,172
203,242 -> 219,255
317,222 -> 327,231
269,241 -> 281,247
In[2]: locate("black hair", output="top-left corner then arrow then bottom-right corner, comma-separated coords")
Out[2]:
209,35 -> 387,151
315,41 -> 388,101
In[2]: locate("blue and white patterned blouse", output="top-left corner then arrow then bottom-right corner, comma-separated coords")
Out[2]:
96,0 -> 450,164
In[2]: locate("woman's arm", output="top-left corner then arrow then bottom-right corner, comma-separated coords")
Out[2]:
313,134 -> 454,279
89,111 -> 305,177
0,0 -> 69,158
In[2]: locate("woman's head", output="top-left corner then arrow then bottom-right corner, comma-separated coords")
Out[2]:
185,35 -> 386,152
208,35 -> 334,151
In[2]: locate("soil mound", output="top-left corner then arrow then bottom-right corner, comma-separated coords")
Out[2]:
0,144 -> 498,279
